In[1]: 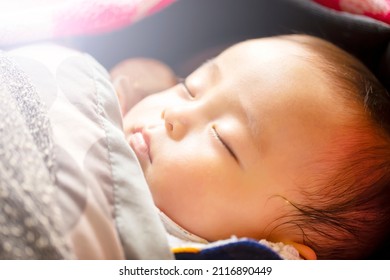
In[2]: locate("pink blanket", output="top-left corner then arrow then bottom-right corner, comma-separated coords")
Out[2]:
0,0 -> 175,45
313,0 -> 390,24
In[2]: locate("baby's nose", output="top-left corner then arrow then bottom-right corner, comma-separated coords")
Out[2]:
161,108 -> 188,141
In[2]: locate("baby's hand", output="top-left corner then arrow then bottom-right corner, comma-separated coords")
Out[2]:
110,58 -> 177,116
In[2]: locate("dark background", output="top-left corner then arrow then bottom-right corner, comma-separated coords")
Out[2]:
60,0 -> 390,89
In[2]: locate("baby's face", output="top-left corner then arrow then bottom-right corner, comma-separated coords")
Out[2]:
123,37 -> 348,243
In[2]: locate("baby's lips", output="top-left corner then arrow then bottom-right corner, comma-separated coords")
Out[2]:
127,128 -> 152,163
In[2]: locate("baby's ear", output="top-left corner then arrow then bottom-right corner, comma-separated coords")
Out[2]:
286,241 -> 317,260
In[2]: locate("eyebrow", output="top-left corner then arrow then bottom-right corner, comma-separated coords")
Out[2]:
200,58 -> 216,69
234,80 -> 262,160
242,103 -> 261,156
199,58 -> 221,83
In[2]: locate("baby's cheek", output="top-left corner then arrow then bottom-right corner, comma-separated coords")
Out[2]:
146,155 -> 201,200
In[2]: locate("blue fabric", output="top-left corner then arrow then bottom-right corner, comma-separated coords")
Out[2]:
175,240 -> 282,260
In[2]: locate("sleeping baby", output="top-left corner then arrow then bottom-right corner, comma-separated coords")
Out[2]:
111,34 -> 390,260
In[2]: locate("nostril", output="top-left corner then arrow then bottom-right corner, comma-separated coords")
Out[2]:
165,121 -> 173,132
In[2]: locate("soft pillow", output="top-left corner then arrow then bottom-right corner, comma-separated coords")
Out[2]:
7,44 -> 173,259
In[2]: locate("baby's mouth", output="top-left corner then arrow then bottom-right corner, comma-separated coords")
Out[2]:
128,128 -> 152,163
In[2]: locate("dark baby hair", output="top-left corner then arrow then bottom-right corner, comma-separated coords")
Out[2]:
278,34 -> 390,259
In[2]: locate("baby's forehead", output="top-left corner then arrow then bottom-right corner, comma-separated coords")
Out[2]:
214,37 -> 320,82
224,37 -> 311,59
217,39 -> 320,81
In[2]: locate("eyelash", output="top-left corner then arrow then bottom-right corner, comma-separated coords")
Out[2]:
179,79 -> 194,98
211,125 -> 238,162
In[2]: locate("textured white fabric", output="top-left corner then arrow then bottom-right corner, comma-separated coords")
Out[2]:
157,208 -> 208,244
7,44 -> 172,259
